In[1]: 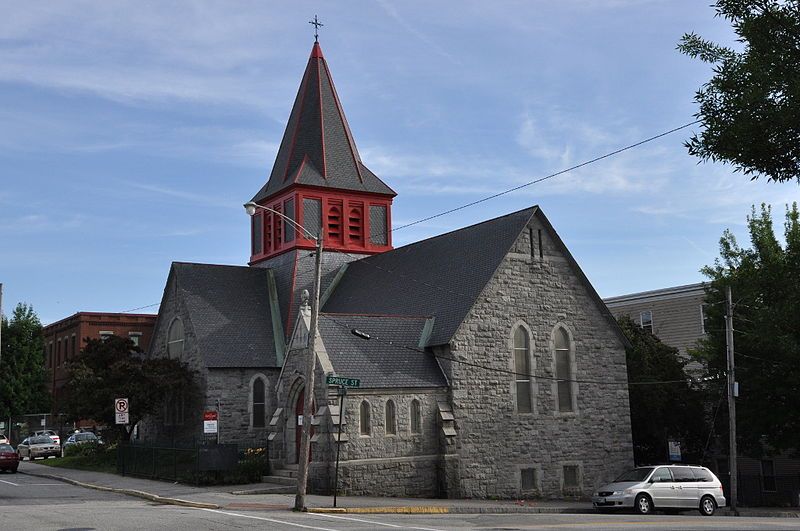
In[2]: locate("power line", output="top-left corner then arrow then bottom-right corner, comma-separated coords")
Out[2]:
320,313 -> 696,388
392,120 -> 701,233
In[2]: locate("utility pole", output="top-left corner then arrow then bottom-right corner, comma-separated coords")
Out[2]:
0,282 -> 4,369
725,285 -> 738,515
295,233 -> 323,511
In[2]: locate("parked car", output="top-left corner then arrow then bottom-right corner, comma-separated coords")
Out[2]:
17,436 -> 61,460
0,434 -> 8,444
0,443 -> 19,473
33,430 -> 60,446
592,465 -> 726,516
63,432 -> 104,452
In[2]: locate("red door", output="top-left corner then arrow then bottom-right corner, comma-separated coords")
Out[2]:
294,389 -> 313,463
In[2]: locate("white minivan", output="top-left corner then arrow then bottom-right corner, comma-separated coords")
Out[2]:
592,465 -> 726,516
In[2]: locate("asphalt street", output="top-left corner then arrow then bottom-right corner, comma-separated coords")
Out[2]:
4,471 -> 800,530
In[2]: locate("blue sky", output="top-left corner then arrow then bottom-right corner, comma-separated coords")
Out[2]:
1,1 -> 797,325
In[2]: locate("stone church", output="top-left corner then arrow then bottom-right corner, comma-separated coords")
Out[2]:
144,40 -> 633,498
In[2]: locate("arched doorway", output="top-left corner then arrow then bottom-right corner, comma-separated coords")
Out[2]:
291,386 -> 314,464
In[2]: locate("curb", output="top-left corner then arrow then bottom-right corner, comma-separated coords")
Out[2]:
19,469 -> 220,510
308,506 -> 596,515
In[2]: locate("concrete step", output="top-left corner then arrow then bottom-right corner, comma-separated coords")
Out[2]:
232,482 -> 296,495
273,468 -> 298,479
262,474 -> 297,486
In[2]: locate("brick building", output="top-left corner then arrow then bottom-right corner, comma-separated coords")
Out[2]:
44,312 -> 157,408
142,41 -> 633,499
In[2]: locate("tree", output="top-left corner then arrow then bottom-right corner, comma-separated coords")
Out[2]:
63,335 -> 198,442
693,202 -> 800,454
619,315 -> 707,465
0,303 -> 50,418
678,0 -> 800,183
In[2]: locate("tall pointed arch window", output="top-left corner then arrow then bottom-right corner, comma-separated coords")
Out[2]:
327,203 -> 343,245
348,205 -> 363,245
513,326 -> 532,413
410,399 -> 422,434
252,377 -> 266,428
167,318 -> 184,359
554,326 -> 575,413
385,400 -> 397,435
359,400 -> 371,436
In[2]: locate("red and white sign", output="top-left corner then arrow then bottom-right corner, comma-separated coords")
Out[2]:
115,398 -> 129,425
203,411 -> 218,434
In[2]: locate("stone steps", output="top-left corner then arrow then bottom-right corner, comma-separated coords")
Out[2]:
262,474 -> 297,486
273,468 -> 298,479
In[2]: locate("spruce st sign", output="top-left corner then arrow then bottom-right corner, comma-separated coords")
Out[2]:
326,376 -> 361,388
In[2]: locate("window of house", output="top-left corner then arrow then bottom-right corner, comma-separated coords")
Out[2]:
410,399 -> 422,434
71,335 -> 76,358
348,205 -> 363,245
521,468 -> 538,491
385,400 -> 397,435
762,460 -> 776,492
327,204 -> 343,245
369,205 -> 388,246
700,304 -> 709,335
252,212 -> 263,255
513,326 -> 532,413
303,198 -> 322,239
640,310 -> 653,333
252,377 -> 266,428
167,318 -> 185,359
554,327 -> 574,412
128,332 -> 141,347
284,198 -> 295,243
57,340 -> 62,367
563,464 -> 580,490
264,213 -> 273,252
359,400 -> 371,436
99,331 -> 114,342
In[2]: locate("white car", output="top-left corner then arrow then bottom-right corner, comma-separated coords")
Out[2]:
592,465 -> 726,516
33,430 -> 60,447
0,434 -> 8,444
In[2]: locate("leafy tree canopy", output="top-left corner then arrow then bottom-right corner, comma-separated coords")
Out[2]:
678,0 -> 800,182
0,303 -> 49,418
693,202 -> 800,454
619,315 -> 707,466
63,335 -> 198,441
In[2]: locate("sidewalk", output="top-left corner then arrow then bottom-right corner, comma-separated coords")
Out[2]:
17,460 -> 800,517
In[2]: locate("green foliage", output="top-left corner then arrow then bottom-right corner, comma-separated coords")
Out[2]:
678,0 -> 800,182
619,315 -> 707,465
0,303 -> 50,417
63,335 -> 198,442
41,444 -> 117,474
694,203 -> 800,454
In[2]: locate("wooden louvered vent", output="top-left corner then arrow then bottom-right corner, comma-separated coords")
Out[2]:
327,204 -> 343,245
348,206 -> 363,245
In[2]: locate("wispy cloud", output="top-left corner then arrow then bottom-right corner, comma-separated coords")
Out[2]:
0,213 -> 87,232
121,181 -> 237,209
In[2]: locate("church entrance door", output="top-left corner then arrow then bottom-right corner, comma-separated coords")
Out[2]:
293,388 -> 313,463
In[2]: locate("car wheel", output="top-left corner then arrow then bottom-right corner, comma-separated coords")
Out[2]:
634,493 -> 653,515
699,495 -> 716,516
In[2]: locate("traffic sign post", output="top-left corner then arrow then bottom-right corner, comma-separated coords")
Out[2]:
326,374 -> 359,508
203,411 -> 218,436
326,376 -> 360,388
115,398 -> 129,425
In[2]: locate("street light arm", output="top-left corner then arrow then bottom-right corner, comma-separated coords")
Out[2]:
243,201 -> 318,241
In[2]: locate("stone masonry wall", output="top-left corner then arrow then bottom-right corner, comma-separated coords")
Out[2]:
206,368 -> 279,447
447,214 -> 634,499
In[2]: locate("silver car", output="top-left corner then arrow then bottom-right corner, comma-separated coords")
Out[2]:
17,435 -> 61,460
592,465 -> 726,516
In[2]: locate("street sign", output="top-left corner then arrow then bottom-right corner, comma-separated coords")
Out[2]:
326,375 -> 361,388
115,398 -> 129,425
203,411 -> 218,434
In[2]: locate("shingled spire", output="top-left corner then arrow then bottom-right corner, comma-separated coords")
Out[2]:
251,42 -> 395,202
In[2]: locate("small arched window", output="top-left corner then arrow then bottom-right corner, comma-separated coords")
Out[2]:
513,326 -> 532,413
167,318 -> 184,359
385,400 -> 397,435
327,204 -> 343,245
554,326 -> 574,413
348,206 -> 363,245
359,400 -> 371,436
252,377 -> 266,428
410,399 -> 421,434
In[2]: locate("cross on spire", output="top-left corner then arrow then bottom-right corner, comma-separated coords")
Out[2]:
309,15 -> 323,42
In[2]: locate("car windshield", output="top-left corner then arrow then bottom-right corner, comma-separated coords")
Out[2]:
0,444 -> 13,452
76,433 -> 97,441
614,467 -> 654,482
31,436 -> 53,444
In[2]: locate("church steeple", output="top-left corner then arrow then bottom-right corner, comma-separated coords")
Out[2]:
249,41 -> 395,264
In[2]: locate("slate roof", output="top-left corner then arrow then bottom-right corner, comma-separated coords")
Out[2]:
251,42 -> 395,202
318,314 -> 447,389
323,207 -> 537,346
170,262 -> 278,368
